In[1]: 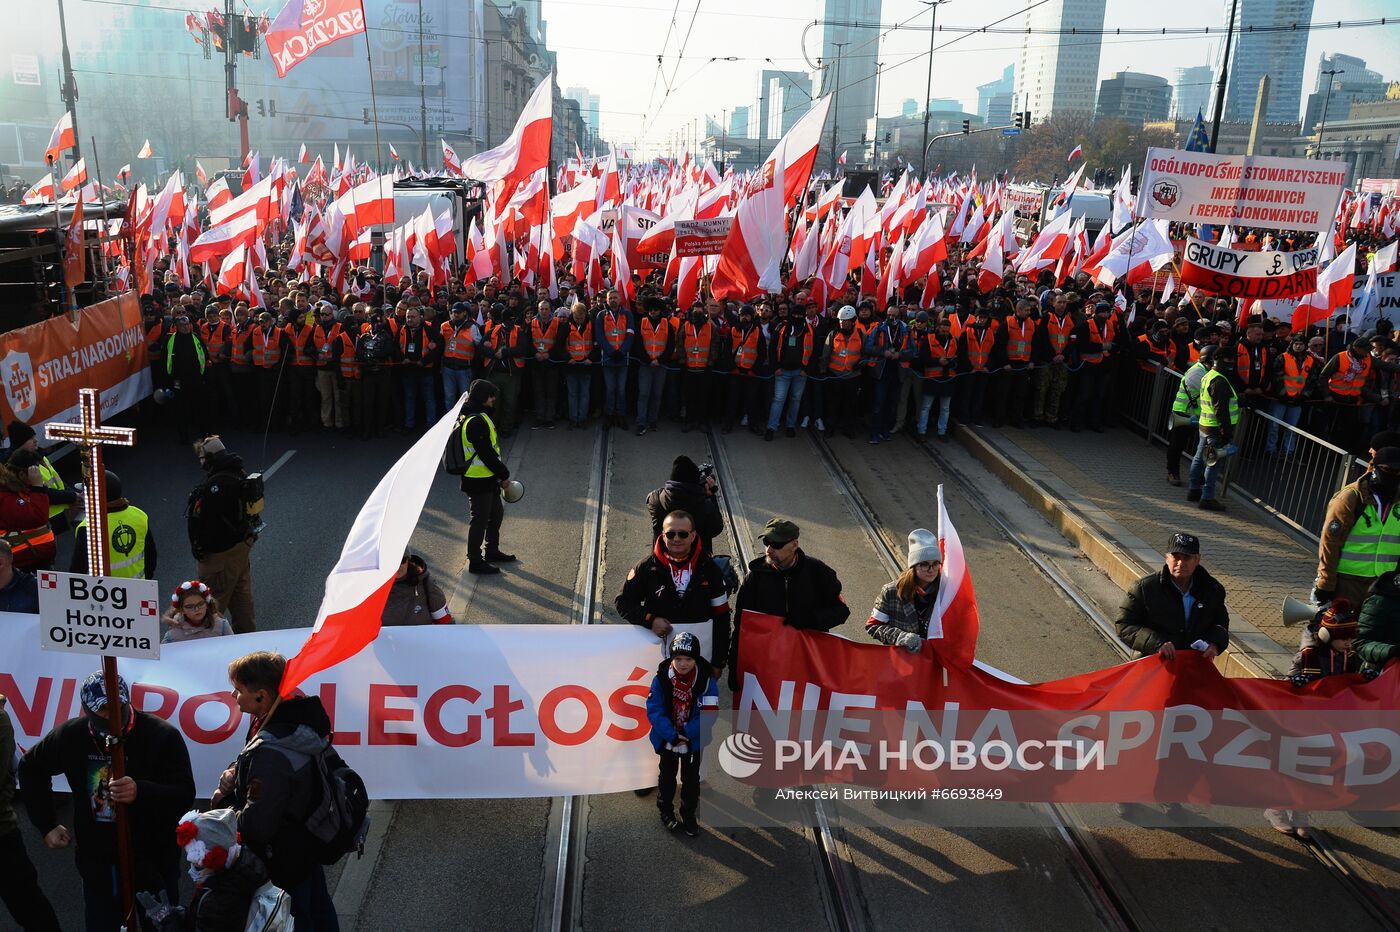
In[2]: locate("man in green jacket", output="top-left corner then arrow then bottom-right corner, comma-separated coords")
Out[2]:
0,693 -> 61,931
1356,567 -> 1400,670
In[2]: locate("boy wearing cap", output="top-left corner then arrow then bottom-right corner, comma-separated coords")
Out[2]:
18,672 -> 194,930
646,631 -> 720,836
1115,532 -> 1230,661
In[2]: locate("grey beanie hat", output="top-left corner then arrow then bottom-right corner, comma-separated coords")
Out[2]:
907,528 -> 941,568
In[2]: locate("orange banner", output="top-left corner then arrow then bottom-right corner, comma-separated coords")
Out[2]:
0,291 -> 151,434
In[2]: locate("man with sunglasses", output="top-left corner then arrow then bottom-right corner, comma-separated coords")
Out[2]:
616,510 -> 731,677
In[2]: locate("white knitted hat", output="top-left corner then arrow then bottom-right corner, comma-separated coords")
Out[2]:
907,528 -> 940,568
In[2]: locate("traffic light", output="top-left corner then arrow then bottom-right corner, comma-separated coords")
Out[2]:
1018,111 -> 1032,129
884,132 -> 891,143
962,120 -> 971,134
268,99 -> 276,117
861,133 -> 868,144
256,100 -> 265,117
363,108 -> 371,125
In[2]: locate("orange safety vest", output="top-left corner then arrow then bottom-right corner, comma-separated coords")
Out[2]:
531,316 -> 562,358
946,313 -> 966,341
566,320 -> 593,361
144,322 -> 167,363
200,321 -> 230,361
252,327 -> 282,368
1329,354 -> 1370,401
290,323 -> 316,366
441,322 -> 476,365
1044,314 -> 1073,355
1080,320 -> 1107,365
639,317 -> 671,362
1236,341 -> 1271,386
312,323 -> 341,368
398,325 -> 437,368
600,309 -> 629,351
337,332 -> 359,380
682,322 -> 712,370
855,320 -> 878,367
1004,316 -> 1036,363
1138,333 -> 1170,364
488,323 -> 526,369
827,329 -> 863,375
732,326 -> 761,371
924,335 -> 957,379
1280,353 -> 1313,400
964,327 -> 995,372
774,321 -> 814,367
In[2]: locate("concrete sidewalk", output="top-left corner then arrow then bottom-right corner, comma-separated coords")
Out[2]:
957,423 -> 1316,678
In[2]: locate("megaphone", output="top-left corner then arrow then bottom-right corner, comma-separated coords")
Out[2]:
1168,411 -> 1194,430
1282,596 -> 1319,627
1203,441 -> 1239,467
503,479 -> 525,504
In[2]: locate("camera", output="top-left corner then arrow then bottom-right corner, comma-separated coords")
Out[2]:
698,462 -> 716,482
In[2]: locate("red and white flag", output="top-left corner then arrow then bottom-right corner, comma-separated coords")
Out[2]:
977,212 -> 1015,293
838,150 -> 847,166
1094,219 -> 1175,287
441,139 -> 461,176
215,242 -> 249,296
337,175 -> 395,230
389,143 -> 401,161
21,174 -> 55,205
1014,208 -> 1074,275
45,111 -> 76,163
462,75 -> 553,218
1292,242 -> 1358,331
1067,144 -> 1083,162
928,485 -> 980,669
298,143 -> 309,164
189,210 -> 261,264
137,139 -> 153,159
59,158 -> 88,193
195,161 -> 208,185
280,407 -> 466,696
206,176 -> 232,212
265,0 -> 366,78
1373,239 -> 1398,276
63,200 -> 86,289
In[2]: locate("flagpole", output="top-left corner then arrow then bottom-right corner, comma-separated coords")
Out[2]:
47,155 -> 69,313
89,135 -> 114,294
358,0 -> 387,263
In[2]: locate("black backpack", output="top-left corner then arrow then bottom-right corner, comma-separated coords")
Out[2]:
304,745 -> 370,864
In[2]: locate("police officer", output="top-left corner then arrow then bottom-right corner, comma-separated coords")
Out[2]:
1167,345 -> 1212,486
1188,348 -> 1238,512
71,471 -> 157,579
459,380 -> 516,575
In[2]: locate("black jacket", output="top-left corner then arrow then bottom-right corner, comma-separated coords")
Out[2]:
730,550 -> 849,673
645,480 -> 723,547
188,846 -> 271,932
18,711 -> 194,872
1114,564 -> 1230,655
615,543 -> 731,666
187,450 -> 252,558
457,403 -> 510,494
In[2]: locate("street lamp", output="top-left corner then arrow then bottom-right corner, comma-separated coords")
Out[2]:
1315,68 -> 1345,159
919,0 -> 952,179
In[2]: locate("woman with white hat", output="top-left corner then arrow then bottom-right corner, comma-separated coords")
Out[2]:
866,529 -> 941,652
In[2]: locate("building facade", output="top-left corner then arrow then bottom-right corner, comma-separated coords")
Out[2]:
1096,71 -> 1171,126
564,86 -> 601,136
751,70 -> 812,144
977,65 -> 1015,128
816,0 -> 881,153
1222,0 -> 1314,123
1014,0 -> 1107,122
1173,65 -> 1213,120
1302,54 -> 1387,135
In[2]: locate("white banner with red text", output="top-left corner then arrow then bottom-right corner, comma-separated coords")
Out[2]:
1136,148 -> 1346,233
1,615 -> 710,799
1179,237 -> 1320,300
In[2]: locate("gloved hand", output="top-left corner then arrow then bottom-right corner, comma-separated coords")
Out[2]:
1290,674 -> 1311,688
1310,587 -> 1335,606
897,632 -> 923,653
1363,667 -> 1381,681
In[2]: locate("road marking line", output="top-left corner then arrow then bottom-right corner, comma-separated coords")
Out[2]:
262,449 -> 296,480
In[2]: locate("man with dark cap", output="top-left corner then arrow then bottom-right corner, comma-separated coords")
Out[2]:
71,471 -> 157,580
729,517 -> 850,687
1115,532 -> 1230,660
458,379 -> 516,575
1070,301 -> 1114,432
1318,337 -> 1379,452
18,672 -> 194,932
188,435 -> 259,632
6,420 -> 78,535
1187,346 -> 1238,511
1315,445 -> 1400,608
645,455 -> 723,548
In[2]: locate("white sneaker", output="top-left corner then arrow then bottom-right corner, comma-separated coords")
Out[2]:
815,418 -> 825,432
800,416 -> 810,428
740,415 -> 749,427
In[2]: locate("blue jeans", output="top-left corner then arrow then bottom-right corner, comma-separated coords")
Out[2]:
1189,432 -> 1226,501
872,369 -> 900,436
918,395 -> 952,436
767,370 -> 807,430
442,365 -> 472,410
1265,400 -> 1302,454
402,369 -> 438,429
601,365 -> 628,416
565,366 -> 591,423
637,364 -> 667,426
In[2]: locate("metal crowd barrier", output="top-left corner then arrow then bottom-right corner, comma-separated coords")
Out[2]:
1115,362 -> 1364,544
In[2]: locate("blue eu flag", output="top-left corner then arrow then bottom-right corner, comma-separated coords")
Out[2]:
1184,109 -> 1210,153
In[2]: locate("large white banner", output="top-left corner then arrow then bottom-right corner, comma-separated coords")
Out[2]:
1136,148 -> 1346,233
1,615 -> 711,799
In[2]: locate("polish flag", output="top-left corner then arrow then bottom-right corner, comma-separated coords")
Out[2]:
1067,144 -> 1083,162
928,485 -> 980,669
59,158 -> 88,192
117,164 -> 132,183
336,176 -> 395,230
977,213 -> 1016,293
441,139 -> 461,176
206,176 -> 232,212
137,139 -> 153,159
1094,220 -> 1175,287
63,199 -> 86,289
838,150 -> 847,166
807,181 -> 845,221
610,211 -> 634,308
462,74 -> 553,218
21,174 -> 55,205
1373,239 -> 1398,276
215,242 -> 249,296
46,112 -> 77,163
389,143 -> 401,161
1292,242 -> 1358,331
193,161 -> 207,185
189,210 -> 260,264
1014,208 -> 1074,275
298,143 -> 309,164
902,209 -> 948,283
280,407 -> 467,696
712,95 -> 831,300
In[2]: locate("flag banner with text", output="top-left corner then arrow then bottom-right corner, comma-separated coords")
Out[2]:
0,291 -> 150,435
0,614 -> 709,799
1136,148 -> 1346,233
731,613 -> 1400,809
1179,237 -> 1320,300
674,218 -> 735,257
265,0 -> 367,79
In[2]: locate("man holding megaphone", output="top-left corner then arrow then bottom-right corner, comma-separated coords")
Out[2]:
1315,445 -> 1400,609
458,380 -> 518,576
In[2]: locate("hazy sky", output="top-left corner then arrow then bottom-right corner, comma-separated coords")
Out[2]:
547,0 -> 1399,155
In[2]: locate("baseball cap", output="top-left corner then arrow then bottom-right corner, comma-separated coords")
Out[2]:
1167,532 -> 1200,556
80,671 -> 130,713
760,517 -> 800,546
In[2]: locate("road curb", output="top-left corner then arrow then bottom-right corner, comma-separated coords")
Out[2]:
953,424 -> 1292,680
332,799 -> 399,930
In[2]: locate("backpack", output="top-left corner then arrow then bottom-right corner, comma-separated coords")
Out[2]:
442,413 -> 469,476
303,745 -> 370,864
355,334 -> 391,365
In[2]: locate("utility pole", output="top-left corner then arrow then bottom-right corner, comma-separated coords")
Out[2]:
720,109 -> 727,173
919,0 -> 948,179
1208,0 -> 1238,153
1314,68 -> 1344,159
55,0 -> 81,163
828,41 -> 847,175
417,0 -> 429,166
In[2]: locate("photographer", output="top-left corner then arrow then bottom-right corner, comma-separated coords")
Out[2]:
647,456 -> 723,550
187,436 -> 259,633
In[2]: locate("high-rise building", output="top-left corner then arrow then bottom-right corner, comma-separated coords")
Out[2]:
816,0 -> 881,151
564,86 -> 601,135
1222,0 -> 1314,123
729,107 -> 750,138
750,69 -> 811,142
1014,0 -> 1107,121
901,98 -> 919,118
1172,65 -> 1213,120
1302,53 -> 1387,133
1096,71 -> 1171,126
977,65 -> 1016,127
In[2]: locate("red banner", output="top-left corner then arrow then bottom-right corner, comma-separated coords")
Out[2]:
265,0 -> 366,79
732,613 -> 1400,809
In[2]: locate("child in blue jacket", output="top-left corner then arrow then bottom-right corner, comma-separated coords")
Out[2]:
646,631 -> 719,836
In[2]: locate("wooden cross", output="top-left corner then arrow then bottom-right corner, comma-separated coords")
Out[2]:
42,386 -> 137,925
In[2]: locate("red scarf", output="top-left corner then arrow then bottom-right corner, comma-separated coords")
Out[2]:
653,535 -> 703,594
670,665 -> 697,730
